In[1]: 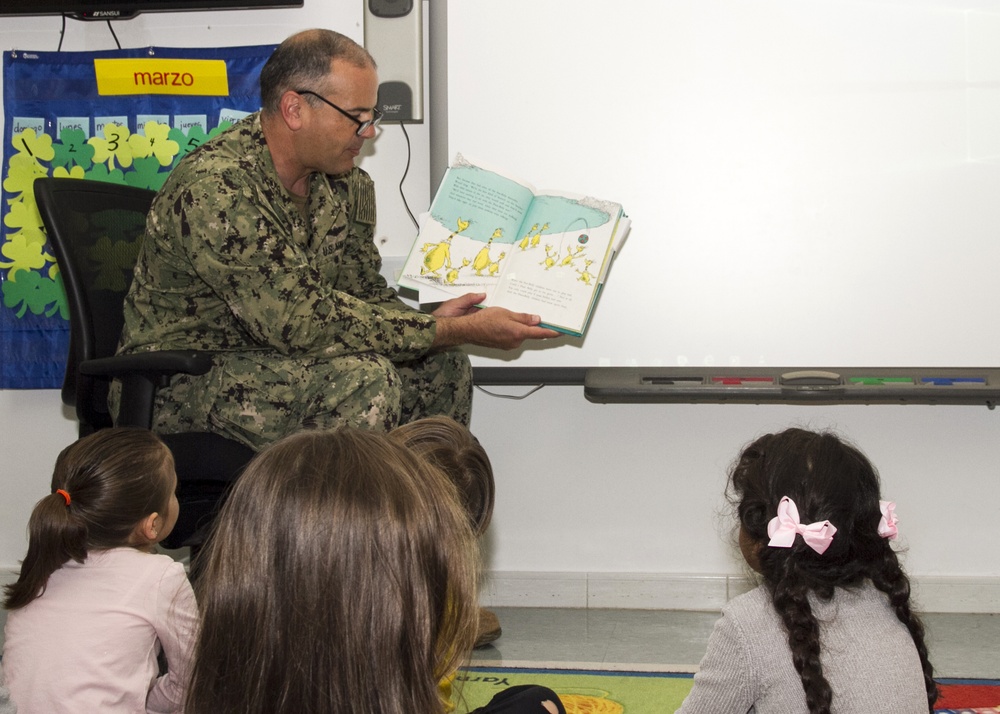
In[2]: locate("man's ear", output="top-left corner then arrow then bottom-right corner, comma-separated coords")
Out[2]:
280,90 -> 305,130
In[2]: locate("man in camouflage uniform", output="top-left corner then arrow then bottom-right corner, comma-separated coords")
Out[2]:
116,29 -> 557,452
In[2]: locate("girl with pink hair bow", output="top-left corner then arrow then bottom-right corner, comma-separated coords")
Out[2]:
677,428 -> 936,714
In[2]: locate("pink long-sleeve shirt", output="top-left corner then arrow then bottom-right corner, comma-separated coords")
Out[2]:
3,547 -> 197,713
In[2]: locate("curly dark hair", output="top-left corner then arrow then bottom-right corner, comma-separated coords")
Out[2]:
728,428 -> 937,714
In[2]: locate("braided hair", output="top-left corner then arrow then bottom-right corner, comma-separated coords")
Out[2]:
728,428 -> 937,714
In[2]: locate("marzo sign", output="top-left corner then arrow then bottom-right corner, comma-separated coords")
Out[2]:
94,58 -> 229,96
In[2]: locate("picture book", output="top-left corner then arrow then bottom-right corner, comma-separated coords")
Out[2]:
398,154 -> 630,337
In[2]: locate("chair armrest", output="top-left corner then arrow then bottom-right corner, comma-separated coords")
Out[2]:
80,350 -> 215,378
80,351 -> 217,429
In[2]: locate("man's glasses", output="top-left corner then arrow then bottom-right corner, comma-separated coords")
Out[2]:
296,89 -> 383,136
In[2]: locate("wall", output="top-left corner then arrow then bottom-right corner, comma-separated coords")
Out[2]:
2,1 -> 998,615
469,386 -> 1000,612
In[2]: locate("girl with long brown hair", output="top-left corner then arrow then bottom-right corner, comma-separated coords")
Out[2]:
185,427 -> 561,714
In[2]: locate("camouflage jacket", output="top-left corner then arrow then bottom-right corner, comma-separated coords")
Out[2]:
118,113 -> 436,362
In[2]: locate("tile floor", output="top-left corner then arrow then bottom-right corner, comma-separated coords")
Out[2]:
471,607 -> 1000,680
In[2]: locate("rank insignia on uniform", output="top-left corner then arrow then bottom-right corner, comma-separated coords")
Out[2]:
350,171 -> 377,226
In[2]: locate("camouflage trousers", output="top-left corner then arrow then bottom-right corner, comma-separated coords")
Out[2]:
149,348 -> 472,451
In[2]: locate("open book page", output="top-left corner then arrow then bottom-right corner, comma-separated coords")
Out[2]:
398,155 -> 536,296
398,154 -> 627,336
484,191 -> 625,335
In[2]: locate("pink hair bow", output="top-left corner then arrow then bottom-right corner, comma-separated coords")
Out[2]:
767,496 -> 838,555
878,500 -> 898,540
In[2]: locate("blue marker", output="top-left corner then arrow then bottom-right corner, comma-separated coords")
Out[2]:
921,377 -> 986,386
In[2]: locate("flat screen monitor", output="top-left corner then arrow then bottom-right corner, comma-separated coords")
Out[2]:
0,0 -> 303,20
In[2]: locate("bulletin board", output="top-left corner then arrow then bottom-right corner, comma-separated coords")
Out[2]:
0,44 -> 274,388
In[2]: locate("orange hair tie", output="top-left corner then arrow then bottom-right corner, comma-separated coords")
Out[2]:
55,489 -> 71,506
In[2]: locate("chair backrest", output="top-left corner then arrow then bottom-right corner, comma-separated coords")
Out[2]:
33,178 -> 156,434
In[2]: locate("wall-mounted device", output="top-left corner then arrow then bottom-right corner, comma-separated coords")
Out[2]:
0,0 -> 302,21
363,0 -> 423,123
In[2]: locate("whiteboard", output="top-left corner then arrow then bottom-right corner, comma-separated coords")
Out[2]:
444,0 -> 1000,369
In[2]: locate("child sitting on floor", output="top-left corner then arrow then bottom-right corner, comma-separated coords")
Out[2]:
391,415 -> 500,646
185,427 -> 562,714
3,428 -> 196,713
677,427 -> 937,714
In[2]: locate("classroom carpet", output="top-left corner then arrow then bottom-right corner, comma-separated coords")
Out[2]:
451,665 -> 1000,714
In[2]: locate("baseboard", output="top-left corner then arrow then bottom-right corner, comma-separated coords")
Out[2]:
911,576 -> 1000,614
480,571 -> 1000,614
5,566 -> 996,615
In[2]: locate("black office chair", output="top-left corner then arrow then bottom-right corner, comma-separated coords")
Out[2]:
33,177 -> 255,551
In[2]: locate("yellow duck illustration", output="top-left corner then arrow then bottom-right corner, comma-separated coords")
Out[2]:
472,228 -> 503,275
488,252 -> 507,276
577,259 -> 595,284
421,217 -> 471,277
445,258 -> 471,284
540,244 -> 558,270
530,222 -> 549,248
518,223 -> 538,251
560,245 -> 586,267
421,235 -> 454,277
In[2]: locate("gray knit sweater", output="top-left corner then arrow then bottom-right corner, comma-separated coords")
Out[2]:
676,581 -> 929,713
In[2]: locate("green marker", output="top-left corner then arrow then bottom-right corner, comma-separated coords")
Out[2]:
849,377 -> 913,386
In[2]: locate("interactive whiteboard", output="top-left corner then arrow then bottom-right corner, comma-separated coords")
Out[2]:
441,0 -> 1000,370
